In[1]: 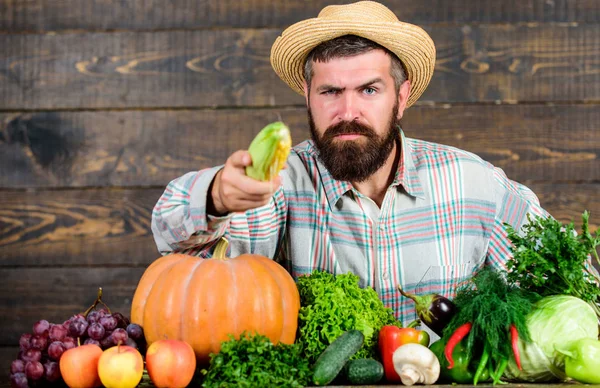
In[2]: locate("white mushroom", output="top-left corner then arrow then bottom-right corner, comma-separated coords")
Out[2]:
392,343 -> 440,385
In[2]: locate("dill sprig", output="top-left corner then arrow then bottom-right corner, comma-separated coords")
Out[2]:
442,267 -> 540,371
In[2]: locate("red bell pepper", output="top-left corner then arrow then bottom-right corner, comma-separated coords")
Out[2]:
379,324 -> 430,383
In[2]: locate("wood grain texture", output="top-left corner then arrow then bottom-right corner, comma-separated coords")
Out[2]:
0,268 -> 145,345
0,347 -> 18,380
1,0 -> 600,32
0,189 -> 160,267
0,184 -> 598,269
1,105 -> 598,188
2,25 -> 600,109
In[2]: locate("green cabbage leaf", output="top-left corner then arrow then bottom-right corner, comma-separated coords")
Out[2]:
503,295 -> 599,382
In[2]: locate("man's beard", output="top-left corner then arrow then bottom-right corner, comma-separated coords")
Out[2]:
308,103 -> 400,182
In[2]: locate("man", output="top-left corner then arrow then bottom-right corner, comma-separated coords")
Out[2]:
151,1 -> 548,326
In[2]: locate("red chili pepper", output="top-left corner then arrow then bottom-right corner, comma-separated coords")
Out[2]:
510,324 -> 522,370
379,325 -> 430,382
444,322 -> 472,369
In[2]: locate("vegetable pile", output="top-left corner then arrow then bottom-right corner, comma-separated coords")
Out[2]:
295,271 -> 401,364
438,267 -> 540,384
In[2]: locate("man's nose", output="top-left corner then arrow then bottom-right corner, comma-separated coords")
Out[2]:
338,93 -> 359,122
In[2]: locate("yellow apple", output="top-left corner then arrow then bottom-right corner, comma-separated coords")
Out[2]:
146,339 -> 196,387
97,344 -> 143,388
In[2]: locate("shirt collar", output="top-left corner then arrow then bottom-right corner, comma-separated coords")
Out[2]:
313,126 -> 426,211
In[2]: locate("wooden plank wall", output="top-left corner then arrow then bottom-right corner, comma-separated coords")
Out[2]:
1,0 -> 599,378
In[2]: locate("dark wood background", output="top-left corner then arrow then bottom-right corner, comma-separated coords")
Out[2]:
1,0 -> 600,380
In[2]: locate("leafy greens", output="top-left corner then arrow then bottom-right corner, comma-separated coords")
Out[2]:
296,271 -> 401,364
200,332 -> 312,388
504,211 -> 600,317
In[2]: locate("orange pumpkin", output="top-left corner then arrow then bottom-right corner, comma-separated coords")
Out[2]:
130,238 -> 300,364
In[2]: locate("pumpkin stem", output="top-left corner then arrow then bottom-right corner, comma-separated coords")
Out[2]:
213,237 -> 229,260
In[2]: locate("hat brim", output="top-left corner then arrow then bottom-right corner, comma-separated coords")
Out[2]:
270,19 -> 436,108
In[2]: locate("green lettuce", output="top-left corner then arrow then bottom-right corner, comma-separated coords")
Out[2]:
296,271 -> 401,364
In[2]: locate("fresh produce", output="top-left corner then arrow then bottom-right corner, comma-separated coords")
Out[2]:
558,338 -> 600,384
343,358 -> 384,385
313,330 -> 365,386
145,339 -> 196,388
200,332 -> 312,388
97,344 -> 144,388
430,339 -> 490,384
296,271 -> 401,364
8,288 -> 146,388
59,344 -> 103,388
504,211 -> 600,318
245,121 -> 291,181
441,267 -> 540,385
131,237 -> 300,364
379,324 -> 430,382
503,294 -> 599,382
392,343 -> 440,385
397,284 -> 457,336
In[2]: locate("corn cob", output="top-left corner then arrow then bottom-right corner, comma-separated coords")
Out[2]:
245,121 -> 292,181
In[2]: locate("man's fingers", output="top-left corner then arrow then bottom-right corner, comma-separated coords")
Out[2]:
234,175 -> 282,195
228,150 -> 253,168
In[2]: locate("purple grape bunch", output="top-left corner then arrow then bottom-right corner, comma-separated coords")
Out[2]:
9,311 -> 146,388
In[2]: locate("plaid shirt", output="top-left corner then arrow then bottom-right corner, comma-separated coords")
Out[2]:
151,128 -> 548,327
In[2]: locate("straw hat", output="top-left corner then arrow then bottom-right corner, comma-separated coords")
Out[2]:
270,1 -> 436,108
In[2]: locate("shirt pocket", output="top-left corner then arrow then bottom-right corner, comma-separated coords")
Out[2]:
413,263 -> 477,302
407,264 -> 478,340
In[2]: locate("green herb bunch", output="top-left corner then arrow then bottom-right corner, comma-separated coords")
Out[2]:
200,332 -> 312,388
504,211 -> 600,317
442,267 -> 540,380
296,271 -> 401,364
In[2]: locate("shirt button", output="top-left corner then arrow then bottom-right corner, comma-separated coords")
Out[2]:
382,272 -> 389,280
181,231 -> 187,238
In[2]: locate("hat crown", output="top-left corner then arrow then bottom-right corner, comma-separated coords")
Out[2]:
318,1 -> 399,23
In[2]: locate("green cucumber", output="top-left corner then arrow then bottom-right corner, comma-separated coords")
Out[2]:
343,358 -> 384,385
312,330 -> 365,386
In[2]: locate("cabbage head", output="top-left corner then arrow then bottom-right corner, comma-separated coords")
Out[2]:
503,295 -> 599,382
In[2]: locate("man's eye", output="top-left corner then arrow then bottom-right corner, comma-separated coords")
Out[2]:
322,89 -> 338,95
363,87 -> 377,95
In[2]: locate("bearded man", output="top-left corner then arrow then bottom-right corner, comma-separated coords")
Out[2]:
151,1 -> 549,327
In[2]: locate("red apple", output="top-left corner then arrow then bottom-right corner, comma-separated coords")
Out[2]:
97,344 -> 143,388
146,339 -> 196,387
59,344 -> 103,388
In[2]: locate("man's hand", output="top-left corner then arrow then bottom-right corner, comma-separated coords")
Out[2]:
209,150 -> 282,215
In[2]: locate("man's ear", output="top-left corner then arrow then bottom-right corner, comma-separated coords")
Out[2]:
396,80 -> 411,120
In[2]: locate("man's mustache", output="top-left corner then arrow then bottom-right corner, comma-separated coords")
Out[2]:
323,120 -> 376,138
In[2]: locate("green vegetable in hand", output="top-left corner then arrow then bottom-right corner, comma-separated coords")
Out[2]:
245,121 -> 291,181
504,211 -> 600,318
558,338 -> 600,384
503,295 -> 599,382
296,271 -> 402,365
200,332 -> 312,388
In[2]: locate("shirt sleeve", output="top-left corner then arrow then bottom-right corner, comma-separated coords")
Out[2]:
151,166 -> 289,259
151,166 -> 230,254
486,166 -> 550,270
